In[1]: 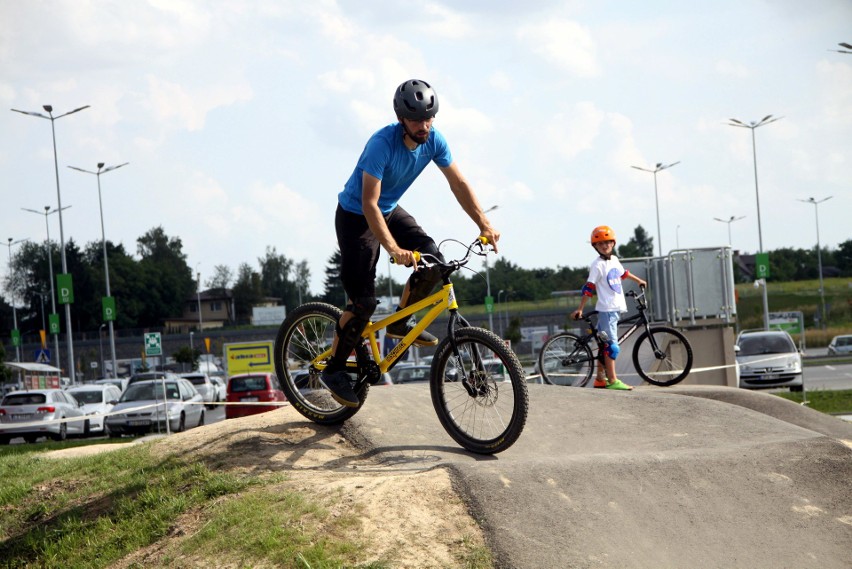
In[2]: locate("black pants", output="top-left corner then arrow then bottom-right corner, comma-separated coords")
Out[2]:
334,204 -> 437,304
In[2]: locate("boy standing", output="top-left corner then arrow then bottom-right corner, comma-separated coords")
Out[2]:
571,225 -> 647,390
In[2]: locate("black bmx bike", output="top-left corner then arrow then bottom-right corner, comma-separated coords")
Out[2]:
273,237 -> 528,454
537,288 -> 694,387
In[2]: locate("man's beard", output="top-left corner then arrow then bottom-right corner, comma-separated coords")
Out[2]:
403,122 -> 429,145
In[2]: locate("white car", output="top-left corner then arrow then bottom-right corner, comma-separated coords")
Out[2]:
0,389 -> 88,443
180,372 -> 218,409
106,379 -> 204,437
67,384 -> 123,436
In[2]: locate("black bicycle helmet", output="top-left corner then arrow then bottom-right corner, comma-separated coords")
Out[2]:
393,79 -> 439,120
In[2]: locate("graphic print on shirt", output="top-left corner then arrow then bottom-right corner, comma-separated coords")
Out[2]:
607,268 -> 623,294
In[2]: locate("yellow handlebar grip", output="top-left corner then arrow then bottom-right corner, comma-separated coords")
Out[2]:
412,251 -> 421,262
478,235 -> 490,245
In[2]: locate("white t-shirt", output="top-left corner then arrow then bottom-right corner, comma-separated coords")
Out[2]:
587,255 -> 627,312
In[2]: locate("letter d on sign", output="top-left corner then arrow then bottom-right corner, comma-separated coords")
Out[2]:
57,274 -> 75,304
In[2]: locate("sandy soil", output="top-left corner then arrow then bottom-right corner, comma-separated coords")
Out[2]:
42,406 -> 488,568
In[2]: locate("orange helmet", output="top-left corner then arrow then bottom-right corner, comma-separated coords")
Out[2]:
590,225 -> 616,244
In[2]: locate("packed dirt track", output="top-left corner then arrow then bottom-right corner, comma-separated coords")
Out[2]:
50,384 -> 852,568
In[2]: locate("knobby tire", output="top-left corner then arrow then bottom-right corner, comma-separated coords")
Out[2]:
430,327 -> 528,454
537,332 -> 595,387
632,326 -> 694,386
274,302 -> 367,425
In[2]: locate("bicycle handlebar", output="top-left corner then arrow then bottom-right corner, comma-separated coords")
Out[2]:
389,237 -> 491,270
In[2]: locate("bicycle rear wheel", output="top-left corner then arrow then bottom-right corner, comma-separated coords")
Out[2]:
632,326 -> 694,386
273,302 -> 367,424
537,332 -> 595,386
430,327 -> 528,454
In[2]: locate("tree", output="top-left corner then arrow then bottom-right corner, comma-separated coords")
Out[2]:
173,345 -> 200,372
137,226 -> 194,325
322,249 -> 346,306
617,225 -> 654,258
259,246 -> 297,308
206,265 -> 233,291
232,263 -> 263,321
836,239 -> 852,276
294,259 -> 311,304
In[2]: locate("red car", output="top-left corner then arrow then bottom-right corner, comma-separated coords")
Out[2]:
225,373 -> 287,419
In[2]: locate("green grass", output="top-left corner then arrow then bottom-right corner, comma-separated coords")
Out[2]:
775,389 -> 852,414
0,441 -> 492,569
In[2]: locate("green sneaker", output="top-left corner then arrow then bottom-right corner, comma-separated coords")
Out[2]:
605,378 -> 633,391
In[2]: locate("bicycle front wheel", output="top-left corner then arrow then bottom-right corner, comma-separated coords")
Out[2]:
537,332 -> 595,386
632,326 -> 694,386
430,327 -> 528,454
274,302 -> 367,425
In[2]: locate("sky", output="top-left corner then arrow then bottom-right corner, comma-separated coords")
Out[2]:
1,0 -> 850,299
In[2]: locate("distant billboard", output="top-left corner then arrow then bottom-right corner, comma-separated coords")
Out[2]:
252,306 -> 286,326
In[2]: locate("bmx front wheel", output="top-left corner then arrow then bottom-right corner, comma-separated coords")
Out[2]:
430,327 -> 528,454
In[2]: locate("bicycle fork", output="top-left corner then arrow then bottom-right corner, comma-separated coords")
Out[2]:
445,310 -> 487,397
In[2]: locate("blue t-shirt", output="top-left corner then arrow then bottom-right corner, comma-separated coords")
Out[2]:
338,123 -> 453,215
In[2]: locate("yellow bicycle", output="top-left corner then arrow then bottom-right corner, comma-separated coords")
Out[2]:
273,237 -> 528,454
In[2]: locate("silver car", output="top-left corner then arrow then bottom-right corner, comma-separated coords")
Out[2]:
105,379 -> 205,437
67,384 -> 123,436
827,334 -> 852,356
0,389 -> 88,444
735,330 -> 803,392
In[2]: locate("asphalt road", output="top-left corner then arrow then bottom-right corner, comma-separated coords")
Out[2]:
342,384 -> 852,569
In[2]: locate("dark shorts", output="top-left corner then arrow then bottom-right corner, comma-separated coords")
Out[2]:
335,204 -> 436,302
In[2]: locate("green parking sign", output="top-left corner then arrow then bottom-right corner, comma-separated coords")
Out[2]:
755,252 -> 770,279
102,296 -> 116,322
49,313 -> 60,334
57,273 -> 74,304
11,329 -> 21,347
144,332 -> 162,357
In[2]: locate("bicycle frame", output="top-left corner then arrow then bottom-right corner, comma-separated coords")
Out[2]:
310,241 -> 485,376
581,292 -> 655,357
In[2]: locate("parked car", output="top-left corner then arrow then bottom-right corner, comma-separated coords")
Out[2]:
0,389 -> 88,444
67,384 -> 123,436
827,334 -> 852,356
445,358 -> 507,383
180,372 -> 218,408
105,379 -> 204,437
388,364 -> 430,384
210,376 -> 227,402
225,373 -> 287,419
735,330 -> 803,392
94,377 -> 129,393
127,371 -> 180,385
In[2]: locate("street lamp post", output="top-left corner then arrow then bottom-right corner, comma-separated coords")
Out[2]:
713,215 -> 746,247
196,269 -> 203,331
68,162 -> 128,378
630,161 -> 680,257
482,205 -> 499,331
5,238 -> 29,362
728,115 -> 782,331
22,206 -> 69,370
798,196 -> 833,328
497,290 -> 505,337
676,225 -> 681,249
12,104 -> 90,383
98,323 -> 106,376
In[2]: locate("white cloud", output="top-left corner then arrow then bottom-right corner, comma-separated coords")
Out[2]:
715,59 -> 749,78
545,101 -> 605,160
516,19 -> 600,77
144,75 -> 253,132
422,4 -> 472,39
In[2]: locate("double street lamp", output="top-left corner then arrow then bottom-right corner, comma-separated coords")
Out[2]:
797,196 -> 833,328
68,162 -> 128,377
727,114 -> 782,331
713,215 -> 746,247
12,104 -> 90,383
630,161 -> 680,257
22,205 -> 70,370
